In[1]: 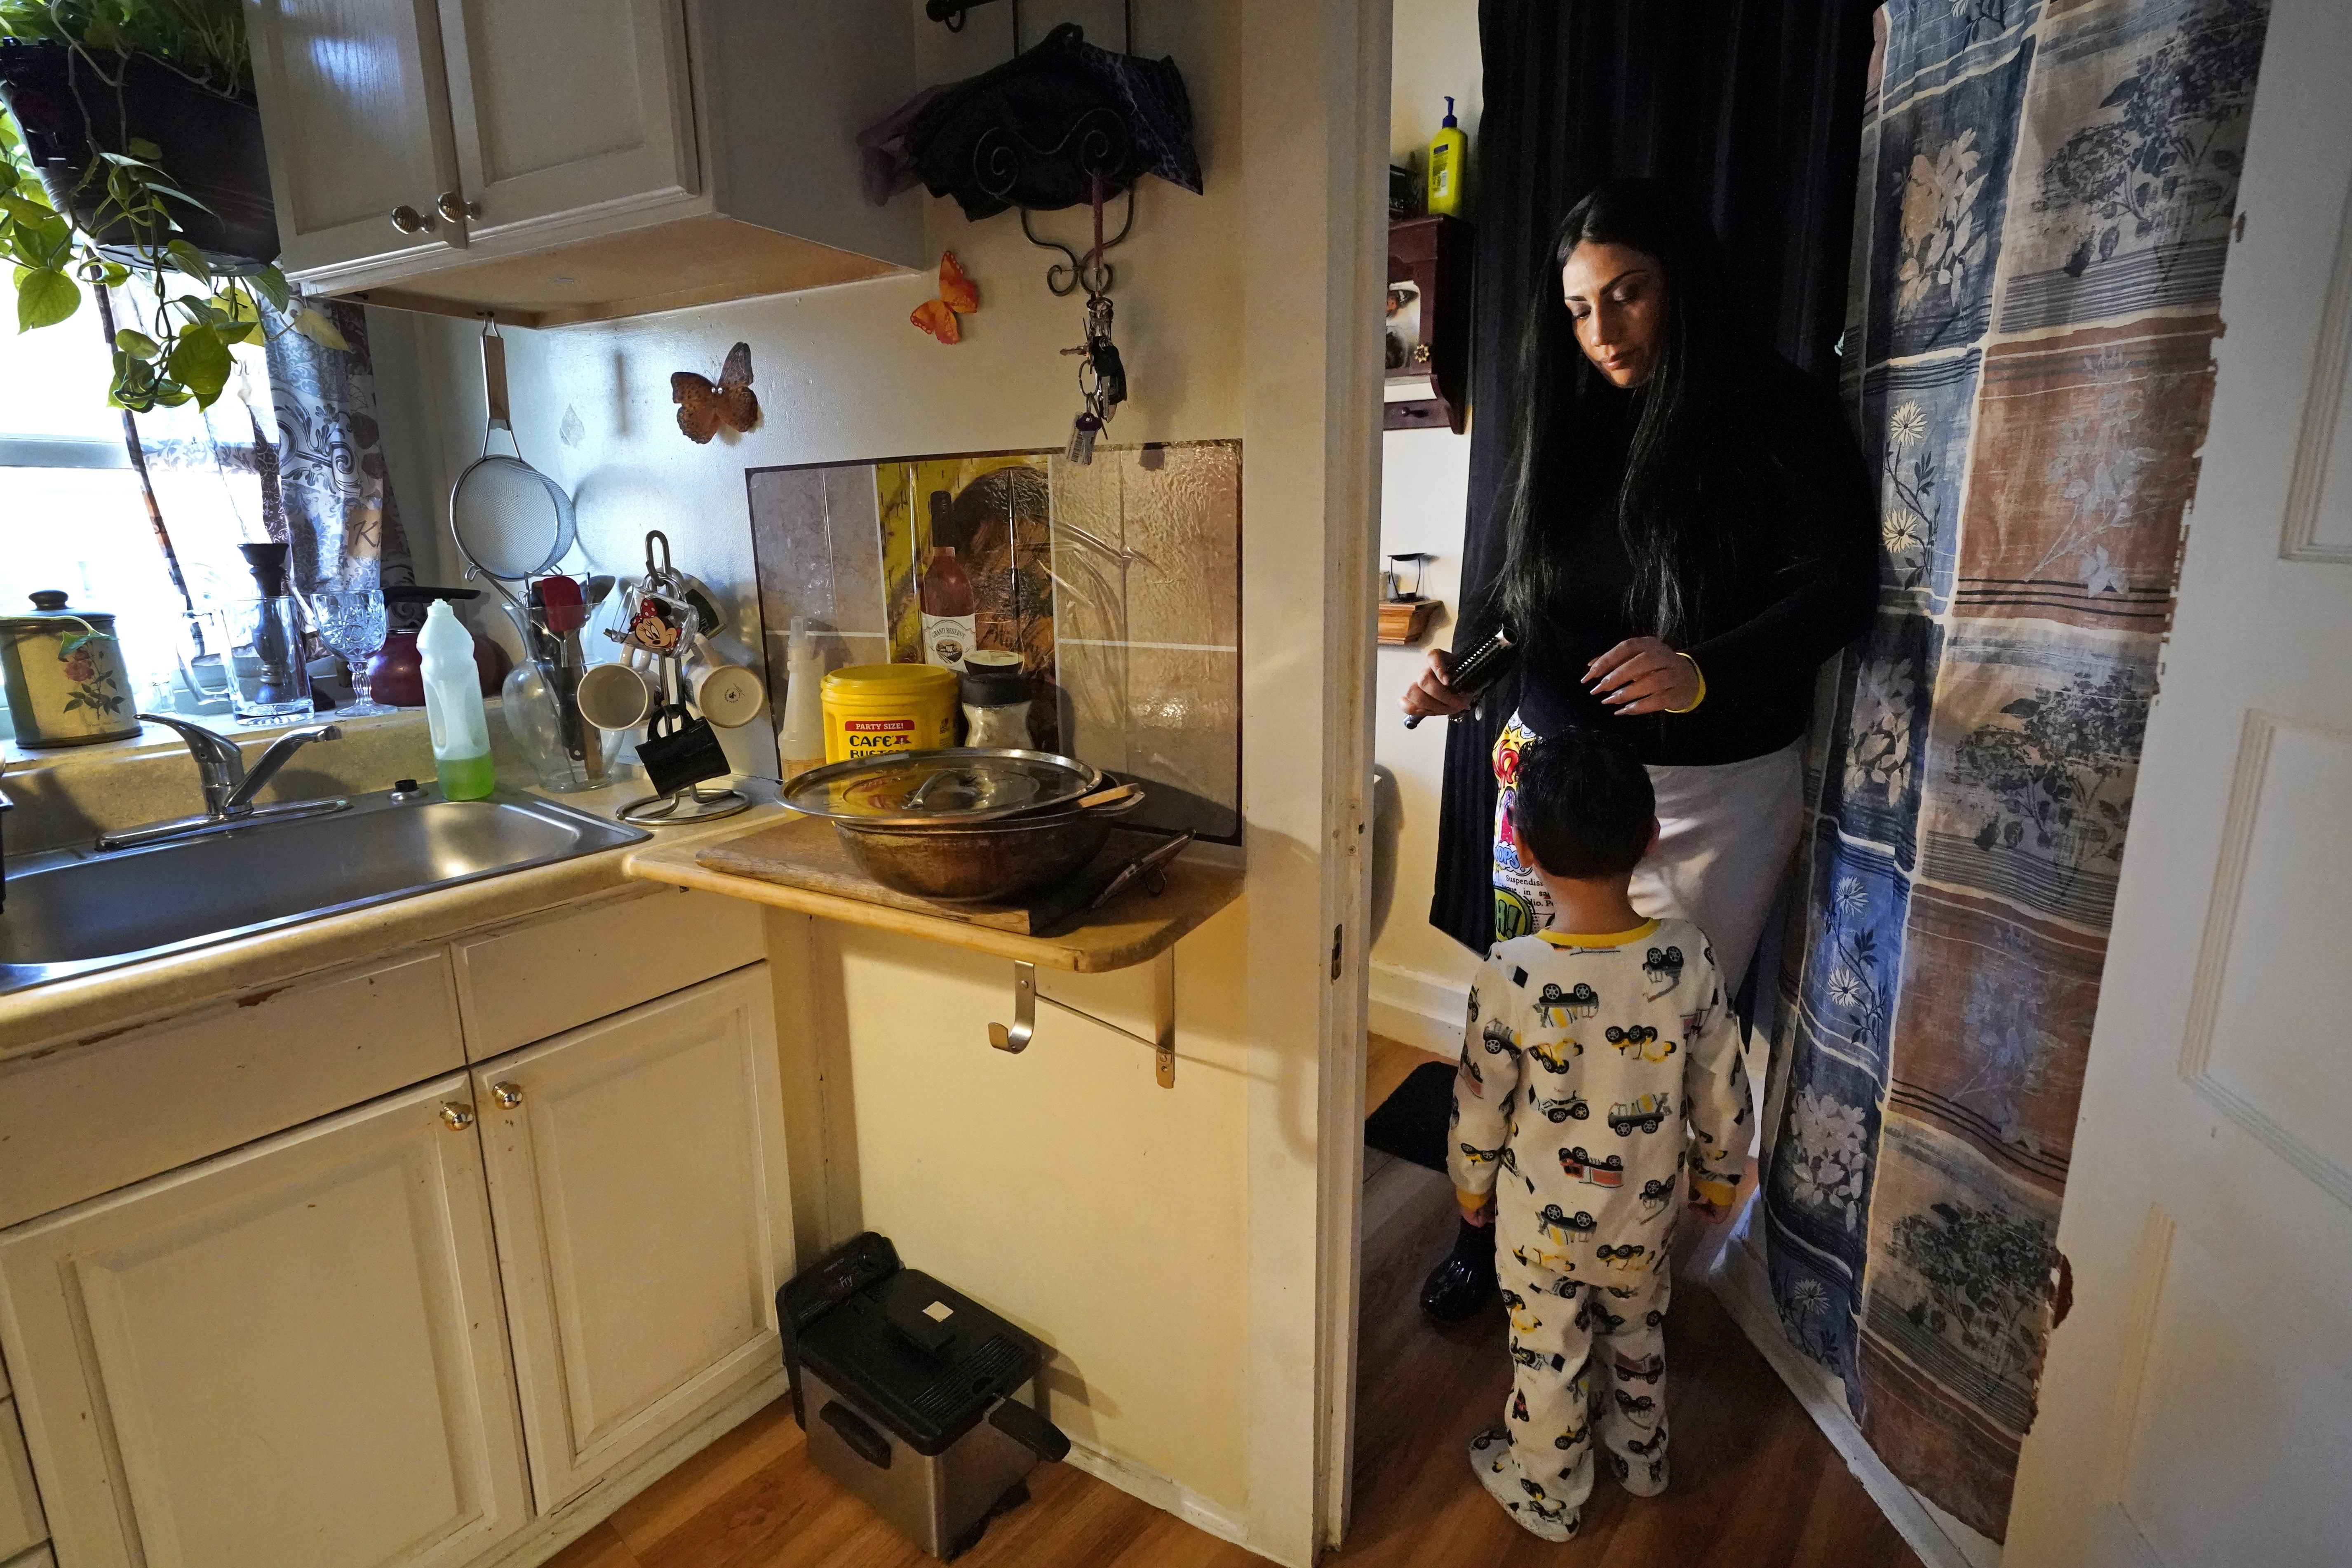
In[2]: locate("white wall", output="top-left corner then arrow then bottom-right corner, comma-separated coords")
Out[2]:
1389,0 -> 1482,186
1370,425 -> 1481,1046
370,4 -> 1384,1562
1368,0 -> 1482,1054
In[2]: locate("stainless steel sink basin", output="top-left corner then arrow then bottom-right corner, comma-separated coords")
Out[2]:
0,788 -> 648,995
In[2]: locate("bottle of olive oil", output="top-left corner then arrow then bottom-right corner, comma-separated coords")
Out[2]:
1426,96 -> 1467,216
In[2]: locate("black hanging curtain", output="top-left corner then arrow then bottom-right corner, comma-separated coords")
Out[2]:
1430,0 -> 1879,951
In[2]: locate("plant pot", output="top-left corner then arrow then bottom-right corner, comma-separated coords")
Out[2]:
0,39 -> 277,270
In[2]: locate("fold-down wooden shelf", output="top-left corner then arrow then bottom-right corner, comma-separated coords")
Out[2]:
623,818 -> 1243,975
627,818 -> 1243,1088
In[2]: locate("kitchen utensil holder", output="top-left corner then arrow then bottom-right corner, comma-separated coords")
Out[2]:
615,642 -> 750,826
988,950 -> 1176,1088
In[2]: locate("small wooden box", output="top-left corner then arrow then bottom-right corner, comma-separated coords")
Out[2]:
1378,598 -> 1441,645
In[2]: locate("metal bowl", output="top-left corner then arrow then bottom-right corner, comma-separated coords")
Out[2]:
832,791 -> 1144,904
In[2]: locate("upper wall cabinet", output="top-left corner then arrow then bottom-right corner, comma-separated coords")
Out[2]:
244,0 -> 926,327
245,0 -> 470,275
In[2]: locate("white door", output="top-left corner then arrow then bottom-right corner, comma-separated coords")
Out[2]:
0,1077 -> 531,1568
247,0 -> 472,276
472,964 -> 790,1509
434,0 -> 698,243
2004,2 -> 2352,1563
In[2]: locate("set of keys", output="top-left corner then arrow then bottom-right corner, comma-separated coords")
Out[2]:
1062,291 -> 1127,465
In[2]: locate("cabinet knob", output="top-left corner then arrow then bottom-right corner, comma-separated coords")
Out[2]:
389,204 -> 438,235
439,1100 -> 476,1131
437,190 -> 482,224
490,1081 -> 523,1110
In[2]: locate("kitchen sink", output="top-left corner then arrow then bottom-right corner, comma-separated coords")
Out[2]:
0,788 -> 649,996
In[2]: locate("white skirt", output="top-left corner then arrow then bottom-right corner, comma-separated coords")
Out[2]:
1492,715 -> 1805,994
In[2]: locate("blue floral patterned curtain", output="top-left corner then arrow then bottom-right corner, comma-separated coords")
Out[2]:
1760,0 -> 2271,1539
261,298 -> 415,600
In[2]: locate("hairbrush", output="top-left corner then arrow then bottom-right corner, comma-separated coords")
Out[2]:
1403,626 -> 1518,728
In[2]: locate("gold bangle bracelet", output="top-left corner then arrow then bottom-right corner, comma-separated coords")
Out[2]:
1664,652 -> 1706,714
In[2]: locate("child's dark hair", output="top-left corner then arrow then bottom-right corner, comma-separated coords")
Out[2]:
1511,732 -> 1656,879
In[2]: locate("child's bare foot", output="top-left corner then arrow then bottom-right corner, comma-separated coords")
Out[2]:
1468,1428 -> 1580,1541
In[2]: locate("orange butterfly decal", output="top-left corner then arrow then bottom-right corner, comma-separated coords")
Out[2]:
910,251 -> 980,344
672,341 -> 759,444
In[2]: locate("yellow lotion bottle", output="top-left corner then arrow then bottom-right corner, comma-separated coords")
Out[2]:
1426,95 -> 1466,216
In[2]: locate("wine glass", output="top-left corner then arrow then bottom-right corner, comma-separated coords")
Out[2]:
313,588 -> 392,716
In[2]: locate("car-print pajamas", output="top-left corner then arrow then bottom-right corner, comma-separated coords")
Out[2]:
1449,915 -> 1747,1538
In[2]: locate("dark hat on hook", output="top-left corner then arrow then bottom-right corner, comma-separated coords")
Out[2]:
860,23 -> 1202,221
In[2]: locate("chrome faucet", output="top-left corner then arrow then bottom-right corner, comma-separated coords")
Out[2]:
96,715 -> 352,852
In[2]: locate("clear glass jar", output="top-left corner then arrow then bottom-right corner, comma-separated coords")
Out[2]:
217,597 -> 314,722
959,653 -> 1031,749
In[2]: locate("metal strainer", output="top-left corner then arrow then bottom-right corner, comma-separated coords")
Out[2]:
449,321 -> 575,591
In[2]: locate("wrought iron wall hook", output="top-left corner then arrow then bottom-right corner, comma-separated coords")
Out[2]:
926,0 -> 1003,29
929,0 -> 1131,52
1022,190 -> 1133,296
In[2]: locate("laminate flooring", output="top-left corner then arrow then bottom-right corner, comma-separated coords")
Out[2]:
547,1037 -> 1921,1568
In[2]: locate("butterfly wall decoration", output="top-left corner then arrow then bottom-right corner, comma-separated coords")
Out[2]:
910,252 -> 980,343
672,341 -> 759,443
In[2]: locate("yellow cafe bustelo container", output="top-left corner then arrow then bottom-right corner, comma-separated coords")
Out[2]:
821,663 -> 958,763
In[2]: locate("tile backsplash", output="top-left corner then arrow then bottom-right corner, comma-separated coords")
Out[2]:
747,441 -> 1241,840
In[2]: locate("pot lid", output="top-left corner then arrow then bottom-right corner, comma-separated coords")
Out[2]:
782,748 -> 1102,826
1,590 -> 115,633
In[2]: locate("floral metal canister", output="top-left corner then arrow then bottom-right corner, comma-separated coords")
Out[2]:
0,591 -> 141,747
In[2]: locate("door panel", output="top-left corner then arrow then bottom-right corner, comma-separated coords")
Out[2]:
2179,712 -> 2352,1203
437,0 -> 698,238
474,965 -> 789,1507
247,0 -> 470,274
2100,1215 -> 2352,1568
0,1077 -> 529,1568
2004,0 -> 2352,1561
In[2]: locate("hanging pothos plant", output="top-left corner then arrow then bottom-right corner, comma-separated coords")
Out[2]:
0,0 -> 344,411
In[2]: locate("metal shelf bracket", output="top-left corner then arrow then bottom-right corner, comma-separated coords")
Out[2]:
989,951 -> 1177,1087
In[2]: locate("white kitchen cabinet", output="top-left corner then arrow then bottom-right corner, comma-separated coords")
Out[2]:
451,885 -> 764,1061
0,1398 -> 43,1561
246,0 -> 924,326
473,964 -> 789,1509
244,0 -> 471,275
0,1077 -> 531,1568
0,947 -> 465,1229
437,0 -> 697,241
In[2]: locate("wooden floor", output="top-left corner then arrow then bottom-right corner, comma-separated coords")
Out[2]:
548,1038 -> 1920,1568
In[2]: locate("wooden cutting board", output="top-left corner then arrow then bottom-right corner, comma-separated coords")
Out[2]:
692,813 -> 1165,936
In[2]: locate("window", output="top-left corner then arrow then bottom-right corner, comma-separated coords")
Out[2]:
1,301 -> 273,726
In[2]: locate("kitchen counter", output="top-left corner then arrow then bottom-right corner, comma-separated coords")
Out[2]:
0,771 -> 788,1067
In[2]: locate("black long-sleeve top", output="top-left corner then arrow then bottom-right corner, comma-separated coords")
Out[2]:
1514,362 -> 1879,766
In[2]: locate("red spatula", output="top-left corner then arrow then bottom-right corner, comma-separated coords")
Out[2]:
538,574 -> 587,633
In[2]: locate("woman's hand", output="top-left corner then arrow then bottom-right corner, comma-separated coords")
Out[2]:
1586,636 -> 1701,716
1401,646 -> 1474,720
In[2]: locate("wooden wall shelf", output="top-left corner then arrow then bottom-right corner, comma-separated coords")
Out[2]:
1386,214 -> 1472,433
624,815 -> 1241,975
1378,598 -> 1442,644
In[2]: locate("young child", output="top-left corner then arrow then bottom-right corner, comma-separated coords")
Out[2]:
1449,732 -> 1748,1542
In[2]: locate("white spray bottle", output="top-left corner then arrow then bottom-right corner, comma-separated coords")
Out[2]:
774,616 -> 827,784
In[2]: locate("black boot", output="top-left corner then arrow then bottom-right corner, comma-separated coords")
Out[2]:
1419,1216 -> 1497,1325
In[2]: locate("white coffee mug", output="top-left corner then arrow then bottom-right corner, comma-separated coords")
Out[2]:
684,635 -> 765,729
577,652 -> 656,731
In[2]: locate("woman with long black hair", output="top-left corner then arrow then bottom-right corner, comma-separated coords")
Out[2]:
1402,179 -> 1877,1322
